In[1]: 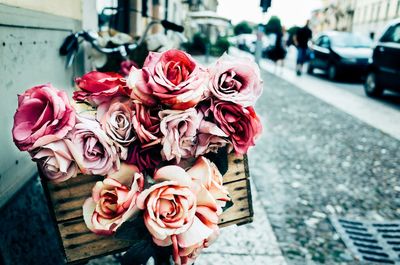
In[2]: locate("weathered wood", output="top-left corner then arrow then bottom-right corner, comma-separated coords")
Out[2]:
42,153 -> 253,264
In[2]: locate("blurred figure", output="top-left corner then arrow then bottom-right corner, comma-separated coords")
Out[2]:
270,26 -> 287,74
294,20 -> 312,76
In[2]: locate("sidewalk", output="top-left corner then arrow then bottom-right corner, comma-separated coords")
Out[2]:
198,181 -> 287,265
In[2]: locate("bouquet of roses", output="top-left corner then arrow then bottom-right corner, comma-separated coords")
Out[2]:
11,49 -> 263,265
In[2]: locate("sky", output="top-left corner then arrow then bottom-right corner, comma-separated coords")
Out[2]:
217,0 -> 322,28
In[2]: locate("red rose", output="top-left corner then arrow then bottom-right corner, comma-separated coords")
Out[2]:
213,101 -> 262,154
73,71 -> 130,105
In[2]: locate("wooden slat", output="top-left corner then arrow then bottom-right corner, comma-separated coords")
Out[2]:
58,219 -> 131,262
223,153 -> 249,183
42,153 -> 253,264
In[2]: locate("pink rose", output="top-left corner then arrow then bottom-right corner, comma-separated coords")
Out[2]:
69,116 -> 120,175
159,108 -> 200,162
125,144 -> 162,173
131,101 -> 161,146
73,71 -> 130,105
97,97 -> 136,159
172,229 -> 219,265
128,50 -> 207,109
12,84 -> 76,151
32,139 -> 78,183
136,166 -> 197,246
83,163 -> 144,235
208,53 -> 262,107
213,101 -> 262,154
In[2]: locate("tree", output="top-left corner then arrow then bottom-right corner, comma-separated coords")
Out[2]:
264,16 -> 282,34
234,21 -> 253,35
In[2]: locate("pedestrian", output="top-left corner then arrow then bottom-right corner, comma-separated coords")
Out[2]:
294,20 -> 312,76
268,26 -> 287,74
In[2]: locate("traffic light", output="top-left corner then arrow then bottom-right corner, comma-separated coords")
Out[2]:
260,0 -> 272,12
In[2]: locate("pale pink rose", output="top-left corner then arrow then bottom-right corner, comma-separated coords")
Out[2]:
136,166 -> 197,246
32,139 -> 78,183
195,119 -> 228,157
96,97 -> 136,160
73,71 -> 130,106
83,163 -> 144,235
208,53 -> 263,107
171,229 -> 219,265
213,101 -> 262,155
131,101 -> 161,146
128,50 -> 207,109
12,84 -> 76,151
159,108 -> 200,162
187,157 -> 230,209
69,116 -> 120,175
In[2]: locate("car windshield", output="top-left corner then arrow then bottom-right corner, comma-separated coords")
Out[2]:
330,33 -> 372,48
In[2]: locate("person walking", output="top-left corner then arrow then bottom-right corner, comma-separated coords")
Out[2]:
268,26 -> 287,74
294,20 -> 312,76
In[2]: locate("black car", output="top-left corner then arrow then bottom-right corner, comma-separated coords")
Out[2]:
364,19 -> 400,97
308,31 -> 373,80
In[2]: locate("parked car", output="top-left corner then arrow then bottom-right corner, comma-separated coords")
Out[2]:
364,19 -> 400,97
308,31 -> 373,80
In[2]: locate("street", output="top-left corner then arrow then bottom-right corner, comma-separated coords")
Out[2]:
250,56 -> 400,264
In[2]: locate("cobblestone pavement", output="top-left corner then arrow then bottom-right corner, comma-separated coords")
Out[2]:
251,70 -> 400,264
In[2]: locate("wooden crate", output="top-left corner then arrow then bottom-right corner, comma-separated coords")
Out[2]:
41,153 -> 253,264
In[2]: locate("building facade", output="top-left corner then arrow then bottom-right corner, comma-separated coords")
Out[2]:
353,0 -> 400,38
311,0 -> 400,39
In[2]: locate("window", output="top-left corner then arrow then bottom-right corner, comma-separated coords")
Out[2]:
380,24 -> 400,43
318,36 -> 331,48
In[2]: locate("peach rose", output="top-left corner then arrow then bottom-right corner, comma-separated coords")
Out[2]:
128,50 -> 207,109
12,84 -> 76,151
137,158 -> 225,252
136,166 -> 197,246
83,163 -> 144,235
187,157 -> 230,209
172,229 -> 219,265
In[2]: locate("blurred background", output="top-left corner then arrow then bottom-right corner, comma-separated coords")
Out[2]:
1,0 -> 400,264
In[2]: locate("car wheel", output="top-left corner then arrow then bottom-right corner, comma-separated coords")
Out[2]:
307,63 -> 314,74
364,72 -> 383,97
328,64 -> 338,80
